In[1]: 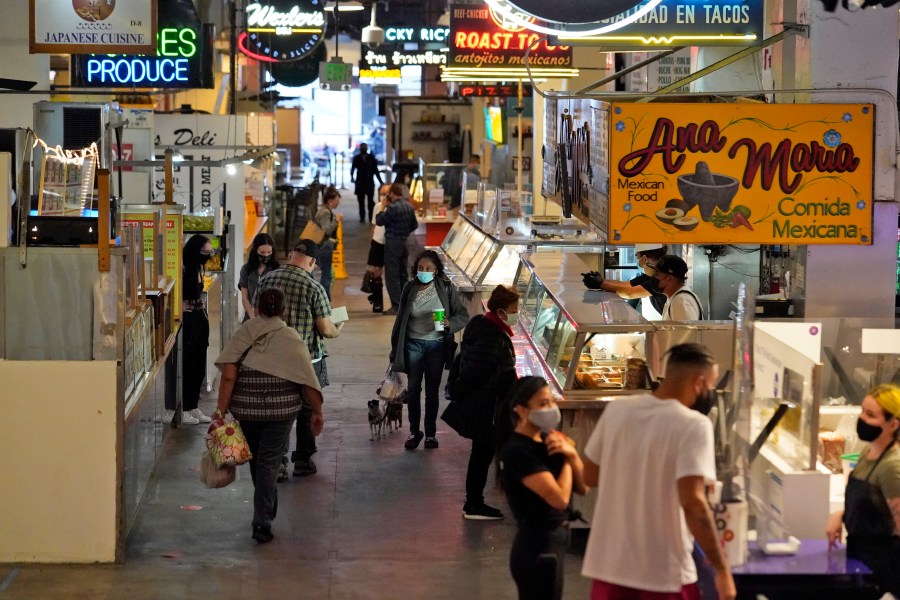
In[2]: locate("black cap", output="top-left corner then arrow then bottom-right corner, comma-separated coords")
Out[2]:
654,255 -> 688,280
293,239 -> 320,259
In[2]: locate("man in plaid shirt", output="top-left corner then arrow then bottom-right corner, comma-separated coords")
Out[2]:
376,182 -> 419,315
255,239 -> 343,478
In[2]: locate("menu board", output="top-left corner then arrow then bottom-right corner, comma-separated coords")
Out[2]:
541,97 -> 558,198
121,212 -> 184,318
589,103 -> 610,235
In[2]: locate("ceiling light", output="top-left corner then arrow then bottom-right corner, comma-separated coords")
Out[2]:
325,1 -> 365,11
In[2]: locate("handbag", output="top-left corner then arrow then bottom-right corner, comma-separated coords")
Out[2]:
443,331 -> 459,370
200,450 -> 237,488
377,365 -> 403,400
205,412 -> 253,468
440,401 -> 471,440
300,219 -> 326,244
361,270 -> 373,293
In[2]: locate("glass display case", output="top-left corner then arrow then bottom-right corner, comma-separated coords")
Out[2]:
420,160 -> 467,209
516,252 -> 656,397
436,212 -> 603,295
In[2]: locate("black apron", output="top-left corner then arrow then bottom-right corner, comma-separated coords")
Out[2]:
844,444 -> 900,596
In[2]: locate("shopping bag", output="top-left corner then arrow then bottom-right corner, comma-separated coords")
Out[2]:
360,270 -> 373,293
200,450 -> 237,488
205,412 -> 253,468
300,220 -> 326,244
377,366 -> 403,400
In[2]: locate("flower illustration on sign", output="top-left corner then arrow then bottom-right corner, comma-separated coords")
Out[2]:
73,0 -> 115,22
822,129 -> 841,148
856,200 -> 866,210
842,113 -> 853,123
615,121 -> 626,132
623,202 -> 632,212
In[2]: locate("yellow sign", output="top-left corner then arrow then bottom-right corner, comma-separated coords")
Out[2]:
122,213 -> 184,315
607,103 -> 874,245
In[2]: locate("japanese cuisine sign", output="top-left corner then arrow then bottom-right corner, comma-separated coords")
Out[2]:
607,103 -> 874,245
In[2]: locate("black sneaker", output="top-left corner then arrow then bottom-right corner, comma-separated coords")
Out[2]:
292,459 -> 317,477
383,307 -> 398,316
404,431 -> 424,449
424,436 -> 439,449
463,503 -> 504,521
252,525 -> 274,543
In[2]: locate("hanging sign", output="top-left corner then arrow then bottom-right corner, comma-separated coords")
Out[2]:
385,27 -> 450,43
238,0 -> 325,62
446,4 -> 574,78
607,103 -> 875,245
271,43 -> 326,87
30,0 -> 158,54
358,67 -> 402,86
460,83 -> 532,97
360,47 -> 448,69
71,24 -> 215,88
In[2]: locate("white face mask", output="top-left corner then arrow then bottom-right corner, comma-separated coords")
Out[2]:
528,406 -> 561,433
503,310 -> 519,327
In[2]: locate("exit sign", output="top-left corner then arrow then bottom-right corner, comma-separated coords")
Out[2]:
319,59 -> 352,91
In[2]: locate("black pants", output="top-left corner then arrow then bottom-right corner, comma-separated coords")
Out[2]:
242,418 -> 294,529
181,310 -> 209,411
509,526 -> 567,600
466,431 -> 495,505
384,238 -> 408,309
849,537 -> 900,598
357,186 -> 375,222
290,360 -> 325,462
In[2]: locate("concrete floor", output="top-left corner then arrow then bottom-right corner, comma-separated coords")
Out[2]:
1,195 -> 592,599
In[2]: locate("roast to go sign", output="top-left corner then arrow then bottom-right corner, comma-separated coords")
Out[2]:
238,0 -> 325,62
30,0 -> 157,54
607,103 -> 874,245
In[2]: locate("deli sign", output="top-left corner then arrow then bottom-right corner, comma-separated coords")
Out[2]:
238,0 -> 325,62
30,0 -> 157,54
607,103 -> 874,245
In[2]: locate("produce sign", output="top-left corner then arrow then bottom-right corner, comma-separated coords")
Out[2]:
607,103 -> 874,245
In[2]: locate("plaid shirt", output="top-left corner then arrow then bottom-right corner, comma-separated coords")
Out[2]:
255,265 -> 331,360
375,199 -> 418,240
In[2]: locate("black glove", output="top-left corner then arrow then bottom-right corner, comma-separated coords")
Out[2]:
582,271 -> 604,290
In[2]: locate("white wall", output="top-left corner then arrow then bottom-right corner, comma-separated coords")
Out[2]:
0,1 -> 50,129
0,361 -> 119,562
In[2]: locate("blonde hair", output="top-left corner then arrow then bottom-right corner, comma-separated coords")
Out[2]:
871,383 -> 900,418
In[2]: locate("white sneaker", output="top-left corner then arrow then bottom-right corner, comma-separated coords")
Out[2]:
187,408 -> 211,423
181,411 -> 200,425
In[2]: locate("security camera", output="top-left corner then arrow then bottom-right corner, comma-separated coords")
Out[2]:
362,3 -> 384,49
362,24 -> 384,48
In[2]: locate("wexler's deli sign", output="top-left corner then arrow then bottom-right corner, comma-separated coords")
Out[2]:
238,0 -> 325,62
607,104 -> 874,245
30,0 -> 157,54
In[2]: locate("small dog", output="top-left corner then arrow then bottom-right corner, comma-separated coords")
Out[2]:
386,398 -> 403,433
368,399 -> 385,440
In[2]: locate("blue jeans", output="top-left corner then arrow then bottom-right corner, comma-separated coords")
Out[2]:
318,241 -> 334,300
405,338 -> 444,437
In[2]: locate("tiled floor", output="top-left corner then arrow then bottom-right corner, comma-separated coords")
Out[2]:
1,196 -> 592,599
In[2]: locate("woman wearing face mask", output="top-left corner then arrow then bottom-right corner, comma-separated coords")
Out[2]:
496,376 -> 587,600
443,284 -> 521,520
239,233 -> 280,322
315,187 -> 342,300
826,383 -> 900,597
173,234 -> 214,425
389,250 -> 469,450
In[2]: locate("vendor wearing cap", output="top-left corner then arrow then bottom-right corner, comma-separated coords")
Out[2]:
651,255 -> 704,320
582,244 -> 668,317
827,384 -> 900,598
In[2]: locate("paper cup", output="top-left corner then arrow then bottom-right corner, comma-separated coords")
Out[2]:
433,309 -> 446,331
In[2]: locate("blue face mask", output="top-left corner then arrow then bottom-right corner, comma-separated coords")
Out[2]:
417,271 -> 435,284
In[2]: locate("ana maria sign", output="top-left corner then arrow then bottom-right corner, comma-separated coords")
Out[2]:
238,0 -> 325,62
607,103 -> 875,245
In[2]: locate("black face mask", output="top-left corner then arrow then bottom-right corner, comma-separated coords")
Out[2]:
200,254 -> 211,265
644,278 -> 660,293
258,254 -> 271,264
857,418 -> 884,442
692,389 -> 716,415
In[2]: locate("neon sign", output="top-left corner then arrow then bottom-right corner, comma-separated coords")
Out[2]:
384,27 -> 450,42
239,0 -> 325,62
71,24 -> 214,88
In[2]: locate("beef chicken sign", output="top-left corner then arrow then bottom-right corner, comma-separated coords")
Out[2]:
238,0 -> 325,62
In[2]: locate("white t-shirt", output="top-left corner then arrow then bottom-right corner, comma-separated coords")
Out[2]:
662,287 -> 703,320
372,203 -> 386,244
581,395 -> 716,592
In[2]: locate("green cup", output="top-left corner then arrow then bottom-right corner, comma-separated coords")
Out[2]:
433,309 -> 446,331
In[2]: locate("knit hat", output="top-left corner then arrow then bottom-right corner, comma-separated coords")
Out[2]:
871,383 -> 900,418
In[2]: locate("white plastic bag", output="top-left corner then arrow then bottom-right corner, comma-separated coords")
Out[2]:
377,366 -> 403,400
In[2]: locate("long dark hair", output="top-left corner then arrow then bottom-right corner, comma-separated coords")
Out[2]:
183,234 -> 210,301
246,232 -> 279,272
411,249 -> 445,280
494,376 -> 550,487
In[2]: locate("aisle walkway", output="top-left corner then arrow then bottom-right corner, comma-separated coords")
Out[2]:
2,196 -> 591,600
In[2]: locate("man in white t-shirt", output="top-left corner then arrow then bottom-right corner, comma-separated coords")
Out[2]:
581,343 -> 735,600
652,254 -> 704,320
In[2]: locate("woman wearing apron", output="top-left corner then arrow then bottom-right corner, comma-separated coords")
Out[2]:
827,383 -> 900,597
